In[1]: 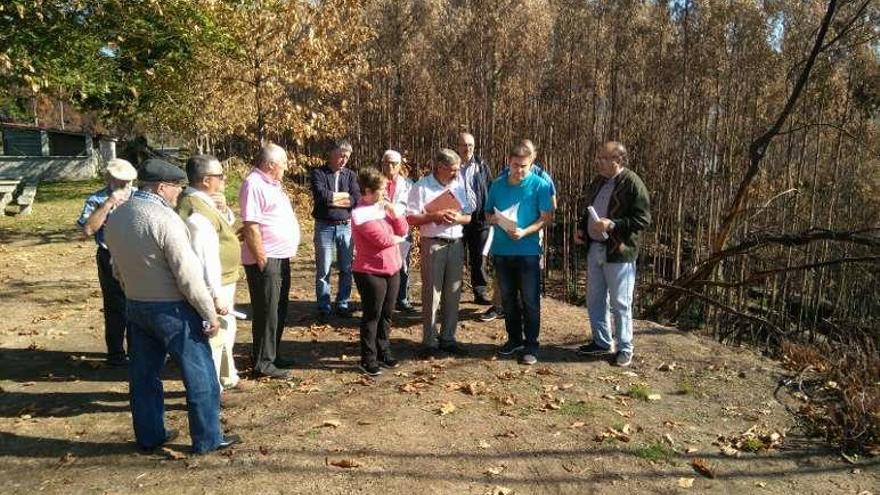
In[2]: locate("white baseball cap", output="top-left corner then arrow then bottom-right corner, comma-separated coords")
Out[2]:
105,159 -> 137,181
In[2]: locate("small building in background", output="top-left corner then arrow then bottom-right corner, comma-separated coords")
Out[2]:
0,123 -> 116,181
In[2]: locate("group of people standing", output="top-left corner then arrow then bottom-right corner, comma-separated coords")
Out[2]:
77,135 -> 650,454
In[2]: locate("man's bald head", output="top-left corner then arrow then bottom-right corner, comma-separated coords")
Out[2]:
256,143 -> 289,181
256,143 -> 287,169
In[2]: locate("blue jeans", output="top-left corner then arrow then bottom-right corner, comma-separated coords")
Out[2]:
587,243 -> 636,354
494,255 -> 542,354
126,300 -> 222,454
314,221 -> 353,314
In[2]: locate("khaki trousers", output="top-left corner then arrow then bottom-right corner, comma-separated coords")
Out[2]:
419,238 -> 464,347
209,282 -> 240,389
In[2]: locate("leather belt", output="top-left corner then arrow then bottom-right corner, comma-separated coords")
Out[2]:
425,237 -> 461,245
320,219 -> 350,225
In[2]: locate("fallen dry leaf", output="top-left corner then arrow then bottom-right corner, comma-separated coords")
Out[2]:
484,486 -> 514,495
647,394 -> 662,401
678,477 -> 695,488
484,465 -> 506,476
259,445 -> 269,455
478,440 -> 491,449
58,452 -> 76,465
320,419 -> 342,428
719,445 -> 741,457
691,458 -> 716,478
464,381 -> 484,396
160,447 -> 187,460
328,458 -> 361,469
438,402 -> 457,416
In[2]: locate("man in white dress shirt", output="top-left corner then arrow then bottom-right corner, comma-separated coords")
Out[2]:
177,155 -> 243,390
406,148 -> 475,358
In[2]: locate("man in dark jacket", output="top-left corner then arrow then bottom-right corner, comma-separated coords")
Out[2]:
574,141 -> 651,367
310,139 -> 361,322
456,132 -> 493,305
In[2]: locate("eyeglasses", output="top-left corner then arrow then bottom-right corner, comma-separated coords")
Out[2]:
206,173 -> 226,180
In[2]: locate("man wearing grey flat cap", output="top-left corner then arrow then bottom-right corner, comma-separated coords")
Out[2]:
105,158 -> 240,455
77,158 -> 137,366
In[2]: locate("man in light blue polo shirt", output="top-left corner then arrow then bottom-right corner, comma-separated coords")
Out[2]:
486,144 -> 554,365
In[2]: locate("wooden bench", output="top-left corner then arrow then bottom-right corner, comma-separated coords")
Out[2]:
0,177 -> 22,212
16,183 -> 37,215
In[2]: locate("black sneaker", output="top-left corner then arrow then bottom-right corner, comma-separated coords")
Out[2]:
497,341 -> 524,356
216,434 -> 242,451
358,363 -> 382,376
255,367 -> 291,379
576,342 -> 614,356
479,307 -> 502,322
417,347 -> 440,360
474,294 -> 492,306
440,342 -> 469,356
274,356 -> 296,369
106,354 -> 129,367
137,429 -> 180,454
396,301 -> 417,313
378,355 -> 400,368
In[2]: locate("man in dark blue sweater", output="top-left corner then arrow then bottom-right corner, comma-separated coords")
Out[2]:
310,139 -> 362,322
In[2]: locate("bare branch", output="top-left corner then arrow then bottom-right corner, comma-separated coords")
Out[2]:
650,283 -> 789,335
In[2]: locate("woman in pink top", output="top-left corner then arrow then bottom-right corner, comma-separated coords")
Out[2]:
351,167 -> 409,376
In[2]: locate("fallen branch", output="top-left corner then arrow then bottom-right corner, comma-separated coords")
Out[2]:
650,283 -> 788,336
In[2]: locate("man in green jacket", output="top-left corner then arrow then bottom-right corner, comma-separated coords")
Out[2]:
574,141 -> 651,367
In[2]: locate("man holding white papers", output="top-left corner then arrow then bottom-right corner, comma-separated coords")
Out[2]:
574,141 -> 651,368
486,144 -> 554,365
311,139 -> 361,322
406,149 -> 475,358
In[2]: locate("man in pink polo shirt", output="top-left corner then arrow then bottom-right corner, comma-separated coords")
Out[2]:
239,143 -> 301,379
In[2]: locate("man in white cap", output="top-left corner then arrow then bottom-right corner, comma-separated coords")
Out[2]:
77,158 -> 137,366
381,149 -> 416,313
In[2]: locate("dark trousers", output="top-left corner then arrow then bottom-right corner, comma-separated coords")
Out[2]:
353,271 -> 400,366
96,247 -> 127,358
244,258 -> 290,374
463,224 -> 490,298
494,255 -> 542,354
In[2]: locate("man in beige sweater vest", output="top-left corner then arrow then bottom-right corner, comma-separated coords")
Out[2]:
178,154 -> 244,391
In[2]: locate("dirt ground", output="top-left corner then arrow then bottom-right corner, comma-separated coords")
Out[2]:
0,182 -> 876,494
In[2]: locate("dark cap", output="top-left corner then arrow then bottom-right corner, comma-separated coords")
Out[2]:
139,159 -> 187,184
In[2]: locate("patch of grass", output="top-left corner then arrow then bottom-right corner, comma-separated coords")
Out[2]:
628,383 -> 651,401
557,401 -> 595,418
0,179 -> 102,240
741,437 -> 764,452
677,379 -> 696,396
634,442 -> 675,461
